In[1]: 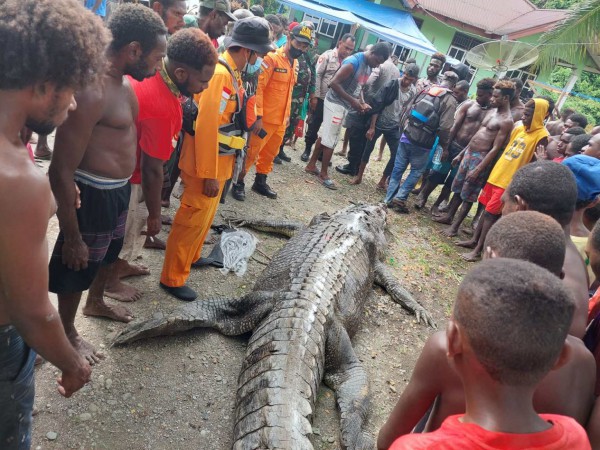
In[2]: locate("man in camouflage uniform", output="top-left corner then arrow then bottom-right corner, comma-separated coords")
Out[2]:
275,21 -> 317,164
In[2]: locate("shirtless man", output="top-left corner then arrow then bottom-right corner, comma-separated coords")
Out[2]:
48,4 -> 168,363
547,107 -> 575,136
378,212 -> 595,450
509,77 -> 525,122
434,80 -> 514,237
415,78 -> 495,212
0,0 -> 107,445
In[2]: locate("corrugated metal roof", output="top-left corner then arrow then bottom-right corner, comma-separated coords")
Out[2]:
414,0 -> 567,36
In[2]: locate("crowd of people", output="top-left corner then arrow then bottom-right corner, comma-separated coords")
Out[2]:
3,0 -> 600,448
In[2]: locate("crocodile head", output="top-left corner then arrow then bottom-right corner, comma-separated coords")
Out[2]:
335,203 -> 388,256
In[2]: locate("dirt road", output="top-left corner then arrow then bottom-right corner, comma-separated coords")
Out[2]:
31,141 -> 467,450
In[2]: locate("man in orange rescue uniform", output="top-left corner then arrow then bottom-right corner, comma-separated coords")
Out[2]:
231,24 -> 313,201
160,17 -> 274,300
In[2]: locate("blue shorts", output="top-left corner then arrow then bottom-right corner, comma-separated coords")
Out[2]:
0,325 -> 36,450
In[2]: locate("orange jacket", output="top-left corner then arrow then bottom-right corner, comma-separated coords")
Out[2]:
256,46 -> 297,126
179,51 -> 239,181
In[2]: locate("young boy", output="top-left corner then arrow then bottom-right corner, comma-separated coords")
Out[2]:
386,258 -> 590,449
563,155 -> 600,286
378,212 -> 595,449
502,161 -> 589,338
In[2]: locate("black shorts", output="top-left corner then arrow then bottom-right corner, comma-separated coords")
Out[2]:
49,172 -> 130,294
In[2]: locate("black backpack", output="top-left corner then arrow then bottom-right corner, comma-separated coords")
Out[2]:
404,86 -> 450,149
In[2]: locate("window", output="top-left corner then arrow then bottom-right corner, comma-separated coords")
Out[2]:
447,32 -> 484,84
302,12 -> 321,27
376,38 -> 412,64
505,66 -> 538,100
319,18 -> 338,38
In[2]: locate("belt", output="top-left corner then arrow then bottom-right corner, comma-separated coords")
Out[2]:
218,133 -> 246,151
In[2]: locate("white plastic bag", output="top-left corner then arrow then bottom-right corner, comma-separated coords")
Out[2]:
219,230 -> 258,276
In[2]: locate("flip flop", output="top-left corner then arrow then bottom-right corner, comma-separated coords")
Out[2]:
319,177 -> 338,190
304,167 -> 320,176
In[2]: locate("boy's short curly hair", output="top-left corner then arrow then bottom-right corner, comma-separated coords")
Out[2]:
0,0 -> 110,90
167,29 -> 218,71
109,4 -> 167,54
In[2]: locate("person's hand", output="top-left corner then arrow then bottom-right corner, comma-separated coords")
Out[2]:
360,103 -> 372,114
145,215 -> 162,237
62,237 -> 89,271
252,118 -> 264,136
309,97 -> 318,112
535,144 -> 547,160
451,154 -> 463,167
57,359 -> 91,398
366,127 -> 375,141
203,178 -> 220,198
466,167 -> 482,183
350,98 -> 363,112
441,150 -> 449,162
74,184 -> 81,209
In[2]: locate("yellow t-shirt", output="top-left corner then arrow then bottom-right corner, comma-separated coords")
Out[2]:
571,234 -> 595,286
487,98 -> 550,189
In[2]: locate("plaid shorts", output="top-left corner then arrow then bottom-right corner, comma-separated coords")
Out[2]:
451,149 -> 490,202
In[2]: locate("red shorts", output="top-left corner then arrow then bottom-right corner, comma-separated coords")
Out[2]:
478,183 -> 505,215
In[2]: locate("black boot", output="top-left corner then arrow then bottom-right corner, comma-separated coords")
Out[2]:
301,145 -> 312,162
231,181 -> 245,201
278,148 -> 291,162
335,163 -> 357,176
252,173 -> 277,199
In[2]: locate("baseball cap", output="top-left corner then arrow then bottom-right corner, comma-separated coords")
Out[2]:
290,24 -> 312,44
200,0 -> 236,21
287,21 -> 299,32
450,62 -> 470,81
562,155 -> 600,202
183,14 -> 199,28
225,17 -> 275,54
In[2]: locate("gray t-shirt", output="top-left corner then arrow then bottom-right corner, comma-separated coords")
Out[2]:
378,83 -> 416,130
326,52 -> 372,110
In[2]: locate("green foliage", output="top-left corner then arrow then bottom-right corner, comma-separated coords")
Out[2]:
249,0 -> 287,15
538,66 -> 600,126
530,0 -> 585,8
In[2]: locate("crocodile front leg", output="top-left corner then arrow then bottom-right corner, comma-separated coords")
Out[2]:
373,261 -> 437,328
113,291 -> 278,345
323,320 -> 375,450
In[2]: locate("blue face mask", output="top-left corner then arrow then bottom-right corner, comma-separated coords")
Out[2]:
245,56 -> 263,75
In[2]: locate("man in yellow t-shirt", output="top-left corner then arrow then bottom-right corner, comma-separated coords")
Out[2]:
160,18 -> 273,301
460,97 -> 552,262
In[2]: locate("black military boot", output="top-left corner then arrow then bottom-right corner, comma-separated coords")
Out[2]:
301,148 -> 311,162
278,148 -> 291,162
231,182 -> 245,201
252,173 -> 277,199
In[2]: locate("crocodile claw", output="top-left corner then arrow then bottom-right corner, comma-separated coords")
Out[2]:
414,306 -> 437,329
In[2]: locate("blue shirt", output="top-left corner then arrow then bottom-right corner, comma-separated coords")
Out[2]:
275,34 -> 287,48
325,52 -> 372,110
85,0 -> 107,17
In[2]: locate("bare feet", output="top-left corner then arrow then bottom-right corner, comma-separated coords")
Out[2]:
35,355 -> 45,366
461,227 -> 474,236
456,239 -> 477,249
441,226 -> 458,238
118,260 -> 150,279
34,146 -> 52,160
304,166 -> 319,176
461,250 -> 481,262
433,215 -> 452,225
334,151 -> 347,157
83,299 -> 134,323
374,155 -> 382,162
144,235 -> 166,250
431,206 -> 440,216
376,184 -> 386,192
161,199 -> 170,208
349,176 -> 362,185
161,214 -> 172,225
67,331 -> 104,365
104,280 -> 142,303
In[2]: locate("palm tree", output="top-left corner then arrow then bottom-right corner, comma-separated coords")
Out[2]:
534,0 -> 600,74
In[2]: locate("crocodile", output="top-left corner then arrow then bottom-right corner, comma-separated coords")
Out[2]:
114,203 -> 436,450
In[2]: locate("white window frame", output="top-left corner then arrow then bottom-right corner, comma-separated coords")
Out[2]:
376,38 -> 411,63
505,67 -> 538,99
302,12 -> 321,27
447,45 -> 478,83
318,18 -> 339,39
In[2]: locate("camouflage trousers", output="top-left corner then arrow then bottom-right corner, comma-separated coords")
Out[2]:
284,96 -> 306,142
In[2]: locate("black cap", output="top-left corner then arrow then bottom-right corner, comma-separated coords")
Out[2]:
290,24 -> 313,44
249,4 -> 264,17
450,62 -> 470,81
225,17 -> 275,54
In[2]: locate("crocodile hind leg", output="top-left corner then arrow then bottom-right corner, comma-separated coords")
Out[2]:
113,291 -> 278,345
373,261 -> 437,328
323,320 -> 375,450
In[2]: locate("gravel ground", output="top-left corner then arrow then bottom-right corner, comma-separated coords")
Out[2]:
30,136 -> 469,450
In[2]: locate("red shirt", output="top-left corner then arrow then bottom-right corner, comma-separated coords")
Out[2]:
389,414 -> 590,449
129,72 -> 182,184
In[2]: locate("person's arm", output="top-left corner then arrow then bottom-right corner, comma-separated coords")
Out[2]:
307,53 -> 317,99
330,63 -> 364,112
140,152 -> 164,237
49,87 -> 104,271
0,174 -> 90,397
467,118 -> 513,181
253,53 -> 275,135
436,95 -> 458,150
444,101 -> 470,161
366,114 -> 378,141
377,332 -> 447,449
313,51 -> 328,102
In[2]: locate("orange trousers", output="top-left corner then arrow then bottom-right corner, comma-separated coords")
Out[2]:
245,121 -> 286,175
160,173 -> 225,287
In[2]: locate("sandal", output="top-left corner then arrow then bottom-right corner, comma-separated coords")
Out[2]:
319,177 -> 338,190
304,167 -> 320,176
